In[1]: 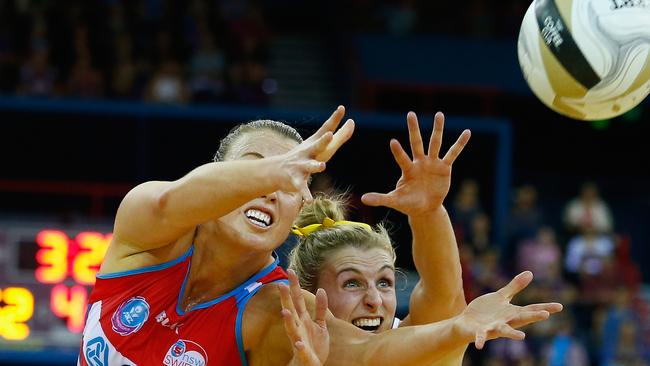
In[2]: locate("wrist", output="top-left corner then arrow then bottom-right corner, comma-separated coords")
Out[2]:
451,313 -> 475,345
408,205 -> 446,222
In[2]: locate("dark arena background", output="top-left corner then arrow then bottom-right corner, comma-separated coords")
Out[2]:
1,1 -> 649,365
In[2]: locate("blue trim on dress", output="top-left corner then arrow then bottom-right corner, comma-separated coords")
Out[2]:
175,253 -> 280,316
96,245 -> 194,279
235,278 -> 288,366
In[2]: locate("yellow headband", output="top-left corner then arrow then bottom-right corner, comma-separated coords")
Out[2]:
291,217 -> 372,237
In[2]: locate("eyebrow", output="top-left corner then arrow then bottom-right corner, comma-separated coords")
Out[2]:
337,265 -> 395,276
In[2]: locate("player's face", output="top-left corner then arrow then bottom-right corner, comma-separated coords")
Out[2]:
317,246 -> 396,333
216,131 -> 303,251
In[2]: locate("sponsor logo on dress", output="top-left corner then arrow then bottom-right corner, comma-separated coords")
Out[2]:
111,296 -> 150,336
163,339 -> 208,366
85,336 -> 109,366
156,310 -> 183,333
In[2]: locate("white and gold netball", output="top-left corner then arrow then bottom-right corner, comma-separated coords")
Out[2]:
517,0 -> 650,120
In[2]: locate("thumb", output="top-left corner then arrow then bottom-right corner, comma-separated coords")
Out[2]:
361,192 -> 392,207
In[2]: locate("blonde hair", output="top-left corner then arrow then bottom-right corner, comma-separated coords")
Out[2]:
288,194 -> 396,292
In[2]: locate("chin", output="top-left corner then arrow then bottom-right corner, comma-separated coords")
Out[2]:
242,230 -> 289,252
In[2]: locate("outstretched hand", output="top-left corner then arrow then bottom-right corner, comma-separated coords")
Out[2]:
362,111 -> 471,217
306,105 -> 355,163
457,271 -> 563,349
279,106 -> 355,204
279,270 -> 330,366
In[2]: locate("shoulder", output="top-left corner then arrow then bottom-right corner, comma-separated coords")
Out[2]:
242,283 -> 319,365
243,283 -> 318,344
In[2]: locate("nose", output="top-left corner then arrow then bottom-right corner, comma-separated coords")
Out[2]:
262,191 -> 278,202
363,286 -> 382,311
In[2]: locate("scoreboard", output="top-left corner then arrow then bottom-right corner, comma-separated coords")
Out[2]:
0,224 -> 112,364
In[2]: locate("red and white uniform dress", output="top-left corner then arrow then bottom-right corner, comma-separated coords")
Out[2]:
78,246 -> 288,366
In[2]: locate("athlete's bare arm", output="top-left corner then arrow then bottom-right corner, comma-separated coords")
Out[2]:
250,269 -> 562,366
362,112 -> 471,364
100,107 -> 354,271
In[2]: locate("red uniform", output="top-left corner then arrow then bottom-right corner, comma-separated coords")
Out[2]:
78,246 -> 287,366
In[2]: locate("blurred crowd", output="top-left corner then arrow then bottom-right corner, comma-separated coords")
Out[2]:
454,181 -> 649,366
0,0 -> 271,105
340,0 -> 531,39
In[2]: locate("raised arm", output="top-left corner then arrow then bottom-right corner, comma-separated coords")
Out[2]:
111,107 -> 355,251
270,269 -> 561,366
362,112 -> 470,324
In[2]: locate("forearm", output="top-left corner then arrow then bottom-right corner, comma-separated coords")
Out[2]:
159,158 -> 285,226
328,316 -> 470,366
408,205 -> 465,322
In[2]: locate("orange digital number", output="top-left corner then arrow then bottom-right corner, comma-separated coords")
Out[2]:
50,284 -> 87,333
0,287 -> 34,340
35,230 -> 69,283
73,232 -> 112,285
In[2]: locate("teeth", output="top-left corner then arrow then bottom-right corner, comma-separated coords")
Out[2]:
245,209 -> 271,227
352,318 -> 381,327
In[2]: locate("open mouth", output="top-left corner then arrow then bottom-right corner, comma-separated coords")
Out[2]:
245,208 -> 273,228
352,317 -> 383,332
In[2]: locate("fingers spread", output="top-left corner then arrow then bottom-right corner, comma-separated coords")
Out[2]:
442,129 -> 471,165
315,288 -> 328,328
281,307 -> 300,341
361,192 -> 392,208
498,323 -> 526,341
309,106 -> 345,142
309,132 -> 334,158
428,111 -> 444,158
279,283 -> 298,319
497,271 -> 533,301
288,269 -> 308,316
407,112 -> 425,159
522,302 -> 563,314
474,329 -> 487,350
509,310 -> 550,329
331,119 -> 355,150
389,139 -> 412,171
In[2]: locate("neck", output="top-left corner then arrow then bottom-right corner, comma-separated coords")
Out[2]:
182,228 -> 276,309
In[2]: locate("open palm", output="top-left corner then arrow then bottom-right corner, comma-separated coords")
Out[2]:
362,112 -> 471,216
279,270 -> 330,366
459,271 -> 563,349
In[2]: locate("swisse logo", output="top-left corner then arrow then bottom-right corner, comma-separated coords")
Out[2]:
163,339 -> 208,366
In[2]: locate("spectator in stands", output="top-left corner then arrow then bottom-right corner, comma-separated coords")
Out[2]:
516,226 -> 561,282
565,224 -> 615,277
110,34 -> 138,99
0,21 -> 18,92
450,178 -> 483,241
188,30 -> 226,102
471,248 -> 508,295
467,212 -> 493,256
543,314 -> 589,366
17,48 -> 57,97
485,338 -> 535,366
601,318 -> 650,365
67,53 -> 104,98
145,60 -> 190,104
564,181 -> 613,235
507,184 -> 544,244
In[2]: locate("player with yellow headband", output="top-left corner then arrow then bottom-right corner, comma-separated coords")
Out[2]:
288,111 -> 498,364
